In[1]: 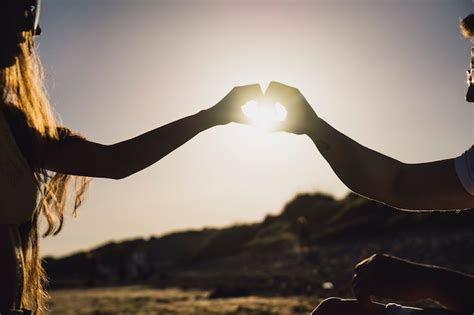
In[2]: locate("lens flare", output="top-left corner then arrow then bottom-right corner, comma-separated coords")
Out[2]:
241,101 -> 287,130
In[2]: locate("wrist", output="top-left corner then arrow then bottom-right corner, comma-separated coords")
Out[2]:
306,115 -> 325,139
380,257 -> 435,301
428,268 -> 474,310
413,264 -> 452,301
413,264 -> 438,298
197,108 -> 224,128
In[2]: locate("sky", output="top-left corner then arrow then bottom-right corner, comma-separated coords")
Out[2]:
39,0 -> 474,257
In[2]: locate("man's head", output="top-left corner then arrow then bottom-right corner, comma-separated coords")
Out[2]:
461,14 -> 474,102
461,14 -> 474,40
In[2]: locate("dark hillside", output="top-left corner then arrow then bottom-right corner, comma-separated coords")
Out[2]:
44,193 -> 474,298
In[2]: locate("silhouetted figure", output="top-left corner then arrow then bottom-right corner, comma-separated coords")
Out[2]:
263,14 -> 474,315
0,1 -> 262,313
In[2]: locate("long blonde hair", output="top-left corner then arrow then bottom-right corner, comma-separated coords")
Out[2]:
1,33 -> 90,313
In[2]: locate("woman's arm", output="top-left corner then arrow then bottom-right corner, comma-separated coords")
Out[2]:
41,84 -> 262,179
42,110 -> 214,179
265,81 -> 474,211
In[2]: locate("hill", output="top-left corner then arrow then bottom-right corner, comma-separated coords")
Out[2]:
44,193 -> 474,298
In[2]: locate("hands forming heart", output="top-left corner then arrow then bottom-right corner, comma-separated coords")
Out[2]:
241,100 -> 287,131
208,81 -> 319,135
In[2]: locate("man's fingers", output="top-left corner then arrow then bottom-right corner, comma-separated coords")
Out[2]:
265,81 -> 288,101
235,84 -> 264,102
355,259 -> 369,273
351,272 -> 360,287
352,267 -> 373,299
352,261 -> 374,294
352,272 -> 365,291
272,121 -> 287,133
265,81 -> 298,102
355,263 -> 364,272
353,283 -> 374,315
266,81 -> 295,94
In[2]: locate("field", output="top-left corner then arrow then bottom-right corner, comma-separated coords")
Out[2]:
45,193 -> 474,314
48,286 -> 319,315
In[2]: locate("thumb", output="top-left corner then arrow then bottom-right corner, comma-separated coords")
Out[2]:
271,121 -> 289,133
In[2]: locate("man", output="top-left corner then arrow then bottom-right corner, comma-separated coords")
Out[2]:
265,13 -> 474,315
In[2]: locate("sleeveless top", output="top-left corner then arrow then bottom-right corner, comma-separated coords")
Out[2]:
455,146 -> 474,196
0,108 -> 38,224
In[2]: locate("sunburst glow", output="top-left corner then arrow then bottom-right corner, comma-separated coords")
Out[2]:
241,101 -> 287,130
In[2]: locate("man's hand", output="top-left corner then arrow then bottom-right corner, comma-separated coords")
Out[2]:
264,81 -> 318,135
207,84 -> 264,126
353,254 -> 432,311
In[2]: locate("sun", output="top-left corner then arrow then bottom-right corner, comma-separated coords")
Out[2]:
241,100 -> 287,131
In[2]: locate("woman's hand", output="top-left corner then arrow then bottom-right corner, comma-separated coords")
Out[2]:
352,254 -> 431,312
206,84 -> 264,126
42,84 -> 264,179
264,81 -> 318,135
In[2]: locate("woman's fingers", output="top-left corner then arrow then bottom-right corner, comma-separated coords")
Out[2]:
229,84 -> 264,124
210,84 -> 263,125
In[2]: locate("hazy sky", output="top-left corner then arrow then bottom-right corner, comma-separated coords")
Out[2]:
39,0 -> 473,257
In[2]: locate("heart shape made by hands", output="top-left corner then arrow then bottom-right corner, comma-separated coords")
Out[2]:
241,100 -> 287,130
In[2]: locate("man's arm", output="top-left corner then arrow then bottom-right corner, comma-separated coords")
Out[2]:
307,117 -> 474,210
353,254 -> 474,313
265,81 -> 474,211
428,265 -> 474,313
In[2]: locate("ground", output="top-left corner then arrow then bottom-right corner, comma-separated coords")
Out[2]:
48,286 -> 319,315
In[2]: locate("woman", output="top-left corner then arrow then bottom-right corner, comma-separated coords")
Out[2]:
0,1 -> 263,313
264,14 -> 474,315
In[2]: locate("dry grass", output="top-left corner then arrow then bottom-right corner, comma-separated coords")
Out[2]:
48,286 -> 319,315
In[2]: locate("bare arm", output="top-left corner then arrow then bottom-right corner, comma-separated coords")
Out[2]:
265,81 -> 474,211
307,117 -> 473,210
41,85 -> 263,179
429,265 -> 474,312
42,110 -> 215,179
353,254 -> 474,313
